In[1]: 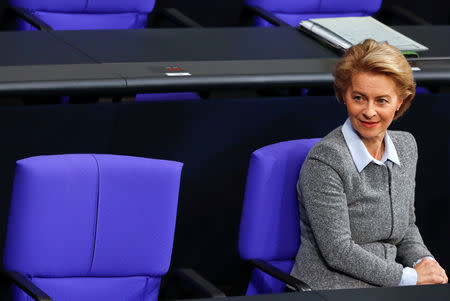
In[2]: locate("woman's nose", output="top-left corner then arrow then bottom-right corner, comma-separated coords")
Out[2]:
362,102 -> 377,119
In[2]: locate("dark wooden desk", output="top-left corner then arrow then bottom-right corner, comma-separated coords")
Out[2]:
51,26 -> 450,62
0,30 -> 125,95
0,26 -> 449,96
52,26 -> 450,92
0,31 -> 93,66
186,284 -> 450,301
50,27 -> 337,62
316,284 -> 450,300
395,26 -> 450,58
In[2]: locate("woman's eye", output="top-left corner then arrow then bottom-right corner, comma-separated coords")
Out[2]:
378,98 -> 388,104
353,95 -> 363,101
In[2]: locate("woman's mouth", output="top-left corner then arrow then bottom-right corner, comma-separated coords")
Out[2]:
360,120 -> 379,128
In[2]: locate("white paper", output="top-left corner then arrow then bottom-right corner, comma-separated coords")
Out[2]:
309,16 -> 428,52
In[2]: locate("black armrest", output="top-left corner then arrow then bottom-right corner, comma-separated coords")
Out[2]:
242,5 -> 291,27
9,6 -> 53,30
378,5 -> 431,25
169,268 -> 226,298
3,270 -> 52,301
249,259 -> 311,292
152,8 -> 202,28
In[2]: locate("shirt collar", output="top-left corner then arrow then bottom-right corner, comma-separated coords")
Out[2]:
341,118 -> 400,173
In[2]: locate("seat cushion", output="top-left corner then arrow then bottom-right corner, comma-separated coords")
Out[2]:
239,139 -> 320,261
246,0 -> 381,26
246,0 -> 381,14
11,0 -> 155,30
11,0 -> 155,13
17,12 -> 149,30
4,154 -> 182,277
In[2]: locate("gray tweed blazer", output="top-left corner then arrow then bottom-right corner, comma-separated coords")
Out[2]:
290,126 -> 432,290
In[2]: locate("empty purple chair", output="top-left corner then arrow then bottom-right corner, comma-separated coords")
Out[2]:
10,0 -> 156,30
239,138 -> 320,294
245,0 -> 382,27
9,0 -> 203,30
3,154 -> 183,301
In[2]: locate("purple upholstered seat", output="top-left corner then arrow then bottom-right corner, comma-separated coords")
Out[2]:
4,154 -> 183,301
238,138 -> 320,295
246,0 -> 382,26
11,0 -> 156,30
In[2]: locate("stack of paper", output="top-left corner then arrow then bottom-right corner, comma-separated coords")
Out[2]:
299,16 -> 428,52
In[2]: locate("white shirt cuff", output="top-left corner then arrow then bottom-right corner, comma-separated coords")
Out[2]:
413,256 -> 435,267
399,256 -> 435,286
399,267 -> 417,286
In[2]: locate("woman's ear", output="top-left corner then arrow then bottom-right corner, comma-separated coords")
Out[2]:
340,93 -> 346,105
398,97 -> 406,111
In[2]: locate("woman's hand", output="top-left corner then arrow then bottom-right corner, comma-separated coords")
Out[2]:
414,257 -> 448,285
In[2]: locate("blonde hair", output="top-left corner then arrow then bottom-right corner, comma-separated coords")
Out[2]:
333,39 -> 415,120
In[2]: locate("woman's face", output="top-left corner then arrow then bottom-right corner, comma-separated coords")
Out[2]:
343,72 -> 403,145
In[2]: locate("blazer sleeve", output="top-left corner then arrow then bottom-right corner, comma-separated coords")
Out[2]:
299,156 -> 404,287
395,133 -> 433,266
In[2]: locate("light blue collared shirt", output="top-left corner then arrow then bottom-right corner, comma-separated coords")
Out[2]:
341,118 -> 400,172
341,118 -> 418,286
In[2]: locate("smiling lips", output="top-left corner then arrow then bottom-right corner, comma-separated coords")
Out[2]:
360,120 -> 379,128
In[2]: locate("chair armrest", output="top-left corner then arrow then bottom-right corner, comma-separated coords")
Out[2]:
378,5 -> 431,25
3,270 -> 52,301
171,268 -> 226,298
249,259 -> 311,292
153,8 -> 202,28
9,6 -> 53,30
242,5 -> 291,27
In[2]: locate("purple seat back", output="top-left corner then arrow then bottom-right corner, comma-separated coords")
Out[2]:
4,154 -> 183,301
11,0 -> 156,30
238,138 -> 320,295
246,0 -> 382,26
135,92 -> 201,102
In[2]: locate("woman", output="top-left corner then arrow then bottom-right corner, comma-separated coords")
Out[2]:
290,39 -> 448,289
